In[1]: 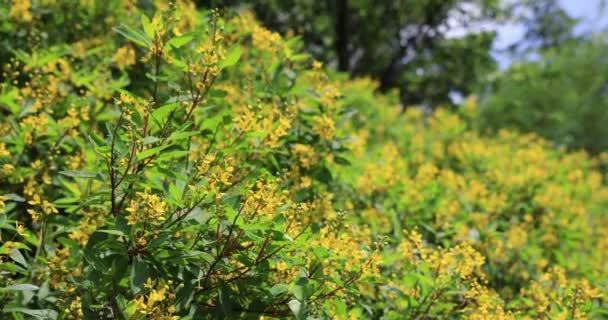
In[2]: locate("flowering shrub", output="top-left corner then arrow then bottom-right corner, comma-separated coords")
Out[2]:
0,1 -> 606,319
334,85 -> 608,319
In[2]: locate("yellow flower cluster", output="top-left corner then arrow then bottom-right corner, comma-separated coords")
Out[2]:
463,281 -> 514,320
292,143 -> 317,168
243,179 -> 283,219
47,247 -> 82,291
520,267 -> 602,318
133,278 -> 179,319
336,77 -> 608,317
126,189 -> 168,225
251,25 -> 282,53
313,114 -> 336,140
113,45 -> 136,70
399,229 -> 485,281
233,104 -> 294,148
27,194 -> 58,221
9,0 -> 32,23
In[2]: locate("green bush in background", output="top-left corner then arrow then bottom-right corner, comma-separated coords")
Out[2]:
478,37 -> 608,154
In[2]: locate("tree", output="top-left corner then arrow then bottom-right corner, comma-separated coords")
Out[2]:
204,0 -> 504,107
506,0 -> 577,53
478,36 -> 608,154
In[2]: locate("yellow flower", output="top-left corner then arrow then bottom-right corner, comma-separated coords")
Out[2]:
450,243 -> 485,279
299,176 -> 312,188
2,163 -> 15,175
41,200 -> 59,215
9,0 -> 32,23
15,222 -> 26,236
126,189 -> 168,225
113,46 -> 136,70
234,105 -> 258,133
0,195 -> 7,212
318,83 -> 340,108
263,114 -> 292,148
197,154 -> 216,176
0,143 -> 9,158
243,179 -> 282,219
251,25 -> 282,53
313,115 -> 335,140
506,224 -> 528,249
292,143 -> 317,168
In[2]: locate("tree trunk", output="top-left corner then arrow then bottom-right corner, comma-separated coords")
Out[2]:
335,0 -> 349,71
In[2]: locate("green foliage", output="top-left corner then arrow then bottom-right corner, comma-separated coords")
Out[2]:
479,37 -> 608,154
208,0 -> 502,107
0,1 -> 607,320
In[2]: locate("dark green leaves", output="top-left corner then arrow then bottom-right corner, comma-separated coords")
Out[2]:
130,257 -> 150,294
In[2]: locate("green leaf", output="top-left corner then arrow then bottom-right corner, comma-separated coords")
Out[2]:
333,156 -> 351,166
0,90 -> 20,114
269,283 -> 288,297
312,247 -> 330,259
151,102 -> 179,127
334,298 -> 347,316
95,229 -> 126,237
288,299 -> 306,320
289,53 -> 309,62
156,150 -> 190,161
169,183 -> 183,204
9,248 -> 27,267
221,45 -> 241,68
83,248 -> 108,271
312,165 -> 332,184
291,277 -> 313,301
114,24 -> 151,48
136,144 -> 171,161
141,15 -> 155,39
167,34 -> 194,48
216,282 -> 236,318
115,294 -> 134,318
168,131 -> 199,142
59,170 -> 98,178
130,257 -> 149,294
2,308 -> 58,319
3,193 -> 25,202
175,281 -> 195,310
170,56 -> 188,71
5,283 -> 39,291
36,281 -> 50,301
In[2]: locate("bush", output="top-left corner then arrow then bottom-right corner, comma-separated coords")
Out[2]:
0,1 -> 606,319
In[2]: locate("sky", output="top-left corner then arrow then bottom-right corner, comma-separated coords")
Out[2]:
561,0 -> 607,31
493,0 -> 607,67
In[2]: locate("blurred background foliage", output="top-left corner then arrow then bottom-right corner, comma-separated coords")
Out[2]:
478,37 -> 608,155
201,0 -> 607,154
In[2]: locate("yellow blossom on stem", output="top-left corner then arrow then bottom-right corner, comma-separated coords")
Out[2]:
313,115 -> 336,140
113,45 -> 136,70
126,189 -> 168,225
9,0 -> 32,23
